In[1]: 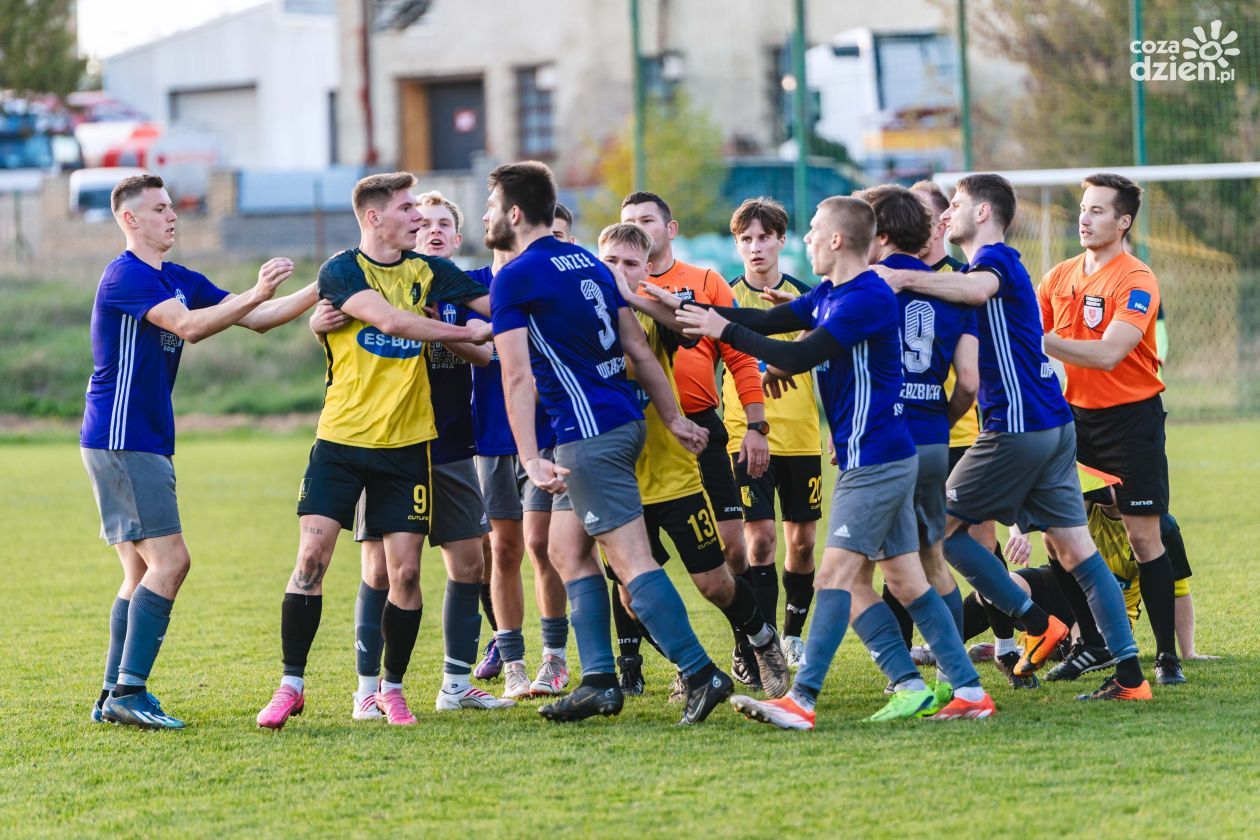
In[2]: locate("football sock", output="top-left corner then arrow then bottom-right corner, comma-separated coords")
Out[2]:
479,582 -> 497,633
443,580 -> 481,680
962,591 -> 990,641
995,636 -> 1017,656
1138,551 -> 1178,656
1115,655 -> 1144,687
1070,552 -> 1141,668
540,615 -> 569,653
851,601 -> 921,688
722,573 -> 773,646
1049,556 -> 1106,647
281,675 -> 304,693
791,685 -> 818,709
747,565 -> 779,630
354,581 -> 388,678
626,569 -> 710,678
979,592 -> 1018,640
114,585 -> 173,695
380,679 -> 403,694
882,583 -> 915,649
794,589 -> 851,698
495,628 -> 526,664
581,671 -> 618,690
610,582 -> 642,658
906,589 -> 981,689
944,530 -> 1035,620
281,593 -> 322,680
357,674 -> 377,694
782,569 -> 815,638
103,596 -> 129,691
566,575 -> 615,675
381,601 -> 422,684
941,586 -> 965,638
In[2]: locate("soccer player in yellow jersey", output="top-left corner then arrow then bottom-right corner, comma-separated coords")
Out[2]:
257,173 -> 494,729
598,223 -> 790,699
720,198 -> 822,671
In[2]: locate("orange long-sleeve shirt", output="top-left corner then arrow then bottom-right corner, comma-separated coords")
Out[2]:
646,260 -> 764,414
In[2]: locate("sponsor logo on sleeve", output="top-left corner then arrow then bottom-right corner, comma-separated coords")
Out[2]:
1127,289 -> 1152,314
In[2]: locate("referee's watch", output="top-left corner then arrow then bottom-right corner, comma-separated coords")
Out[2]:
748,420 -> 771,436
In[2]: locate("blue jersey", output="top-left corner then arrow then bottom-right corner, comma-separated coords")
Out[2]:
965,244 -> 1072,433
490,237 -> 642,445
427,300 -> 476,464
467,266 -> 555,456
789,271 -> 915,469
881,253 -> 979,447
81,251 -> 228,455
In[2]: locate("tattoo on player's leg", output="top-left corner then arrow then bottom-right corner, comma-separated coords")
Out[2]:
292,560 -> 327,592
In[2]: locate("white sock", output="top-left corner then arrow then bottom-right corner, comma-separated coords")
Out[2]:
749,623 -> 775,648
995,636 -> 1017,656
955,685 -> 986,702
936,667 -> 948,685
380,680 -> 403,694
542,646 -> 566,660
895,677 -> 927,692
358,675 -> 379,694
443,673 -> 470,694
280,675 -> 304,693
789,689 -> 815,711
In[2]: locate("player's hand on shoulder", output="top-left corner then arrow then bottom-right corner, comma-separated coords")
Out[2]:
870,263 -> 904,291
524,457 -> 569,494
667,415 -> 709,455
255,257 -> 295,300
309,299 -> 350,336
676,303 -> 727,340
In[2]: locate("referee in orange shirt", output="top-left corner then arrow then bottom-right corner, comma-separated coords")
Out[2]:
1038,173 -> 1184,685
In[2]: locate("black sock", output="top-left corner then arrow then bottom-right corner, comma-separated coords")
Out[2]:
1115,654 -> 1144,687
685,661 -> 718,690
721,575 -> 767,642
747,565 -> 779,630
281,593 -> 323,678
381,601 -> 423,684
1049,557 -> 1105,647
1138,552 -> 1177,656
962,592 -> 990,642
610,582 -> 642,658
782,569 -> 815,638
1020,603 -> 1051,636
881,583 -> 915,649
980,593 -> 1017,640
480,583 -> 497,633
97,688 -> 110,706
582,671 -> 618,689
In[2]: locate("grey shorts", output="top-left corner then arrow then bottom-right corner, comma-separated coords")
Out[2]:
81,448 -> 182,546
946,422 -> 1087,532
553,421 -> 646,536
824,454 -> 919,558
914,444 -> 949,548
475,449 -> 555,520
356,457 -> 490,546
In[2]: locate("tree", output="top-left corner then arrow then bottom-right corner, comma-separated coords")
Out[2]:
0,0 -> 85,97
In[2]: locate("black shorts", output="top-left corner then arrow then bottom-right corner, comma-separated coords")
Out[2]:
1014,566 -> 1074,627
687,409 -> 743,521
732,452 -> 823,523
297,439 -> 431,535
606,491 -> 724,583
948,445 -> 970,475
1073,395 -> 1169,516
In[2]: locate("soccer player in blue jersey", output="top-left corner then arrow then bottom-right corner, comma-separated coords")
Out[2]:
671,196 -> 995,727
485,161 -> 732,724
875,174 -> 1151,701
83,174 -> 317,729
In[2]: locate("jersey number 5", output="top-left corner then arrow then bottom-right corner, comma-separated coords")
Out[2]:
581,279 -> 616,350
903,300 -> 936,374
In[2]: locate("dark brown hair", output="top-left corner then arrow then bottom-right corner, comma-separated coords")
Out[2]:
352,172 -> 416,217
730,196 -> 789,238
110,174 -> 165,213
621,191 -> 672,223
488,161 -> 557,227
857,184 -> 932,255
956,173 -> 1016,232
1082,173 -> 1142,237
910,180 -> 950,216
553,201 -> 573,227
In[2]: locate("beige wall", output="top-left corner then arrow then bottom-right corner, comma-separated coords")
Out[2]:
336,0 -> 948,178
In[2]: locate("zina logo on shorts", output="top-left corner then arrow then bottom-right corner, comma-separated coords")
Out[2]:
1131,20 -> 1239,83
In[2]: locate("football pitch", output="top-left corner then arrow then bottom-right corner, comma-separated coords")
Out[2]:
2,420 -> 1258,837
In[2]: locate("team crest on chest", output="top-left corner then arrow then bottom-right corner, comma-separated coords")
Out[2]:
1083,295 -> 1105,329
411,282 -> 422,306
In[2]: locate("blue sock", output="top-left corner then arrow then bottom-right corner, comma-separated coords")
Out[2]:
626,569 -> 711,677
115,585 -> 173,693
565,575 -> 615,676
944,531 -> 1034,619
495,628 -> 526,663
1070,552 -> 1139,662
851,601 -> 920,687
540,616 -> 569,650
354,581 -> 388,677
942,586 -> 965,639
103,596 -> 129,690
906,589 -> 980,689
794,589 -> 851,697
443,580 -> 481,677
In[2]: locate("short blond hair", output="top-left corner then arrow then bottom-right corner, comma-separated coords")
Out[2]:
416,190 -> 464,233
352,171 -> 416,217
598,222 -> 653,256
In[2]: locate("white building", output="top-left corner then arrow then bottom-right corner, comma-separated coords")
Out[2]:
103,0 -> 339,169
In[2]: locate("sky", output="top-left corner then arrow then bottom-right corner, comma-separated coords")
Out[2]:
77,0 -> 268,59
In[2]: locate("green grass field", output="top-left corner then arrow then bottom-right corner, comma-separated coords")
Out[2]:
2,421 -> 1258,838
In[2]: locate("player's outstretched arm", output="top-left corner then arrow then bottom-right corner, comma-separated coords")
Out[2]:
236,280 -> 320,333
618,307 -> 708,455
145,257 -> 295,343
947,334 -> 980,427
308,298 -> 350,338
874,264 -> 997,306
676,304 -> 839,375
497,326 -> 568,492
1042,320 -> 1143,371
340,288 -> 491,344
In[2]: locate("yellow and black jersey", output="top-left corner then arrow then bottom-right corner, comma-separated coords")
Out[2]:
628,312 -> 705,505
1087,504 -> 1189,624
933,255 -> 981,449
721,274 -> 821,456
316,248 -> 487,448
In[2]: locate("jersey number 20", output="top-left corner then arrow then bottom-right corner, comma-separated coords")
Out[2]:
581,279 -> 616,350
903,300 -> 936,374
